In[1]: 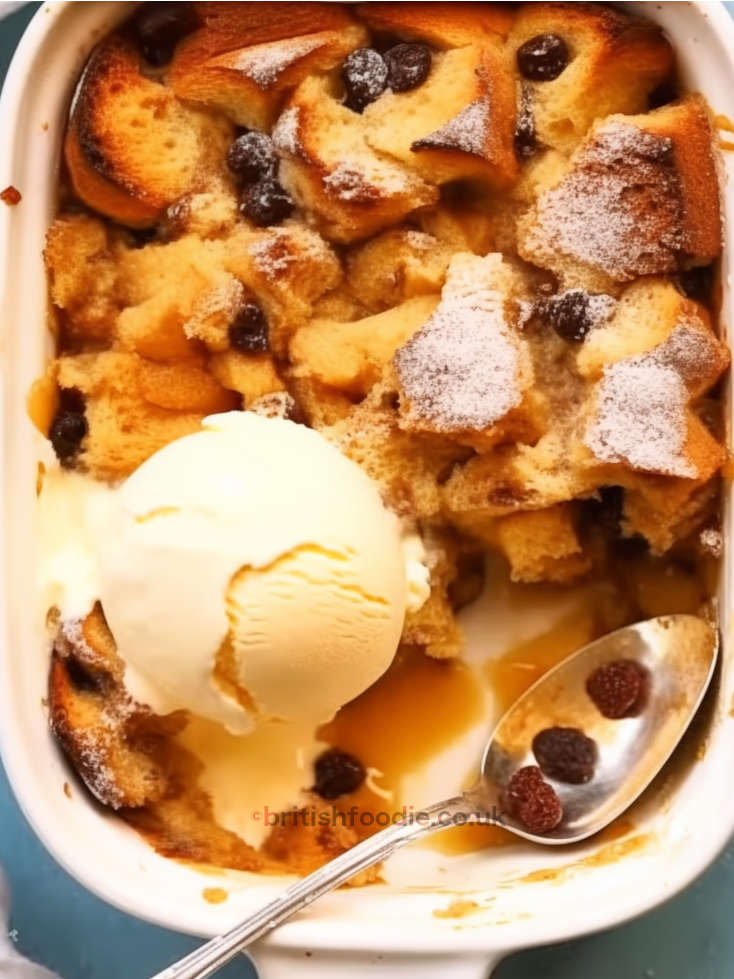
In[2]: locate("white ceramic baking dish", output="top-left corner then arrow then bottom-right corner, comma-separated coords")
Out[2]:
1,3 -> 734,977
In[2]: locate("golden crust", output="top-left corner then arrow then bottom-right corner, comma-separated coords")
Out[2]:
170,2 -> 368,129
509,2 -> 674,154
65,36 -> 232,228
365,44 -> 518,188
518,97 -> 723,290
356,2 -> 515,48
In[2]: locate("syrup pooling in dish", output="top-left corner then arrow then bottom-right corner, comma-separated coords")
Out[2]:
34,1 -> 727,876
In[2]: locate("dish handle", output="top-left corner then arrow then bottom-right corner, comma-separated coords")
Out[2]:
251,947 -> 502,978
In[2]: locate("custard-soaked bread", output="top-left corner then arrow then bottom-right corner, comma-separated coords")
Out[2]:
508,2 -> 674,155
273,76 -> 438,243
580,284 -> 728,481
46,218 -> 340,363
325,379 -> 470,519
518,97 -> 722,291
170,2 -> 367,130
116,234 -> 242,362
228,225 -> 342,355
345,228 -> 452,313
208,351 -> 285,405
285,375 -> 354,429
65,36 -> 232,227
54,351 -> 238,480
415,204 -> 495,256
622,476 -> 720,555
402,527 -> 465,659
44,214 -> 123,342
394,253 -> 546,451
290,295 -> 439,397
493,504 -> 591,583
364,44 -> 518,188
49,609 -> 175,809
357,2 -> 514,49
577,279 -> 729,393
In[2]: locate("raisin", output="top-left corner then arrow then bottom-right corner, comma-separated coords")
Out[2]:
679,264 -> 715,306
517,34 -> 569,82
132,2 -> 199,67
504,766 -> 563,834
536,291 -> 594,342
648,79 -> 679,110
384,43 -> 432,93
342,48 -> 388,113
313,748 -> 366,800
532,727 -> 598,784
586,659 -> 648,719
239,178 -> 293,226
227,132 -> 278,184
228,303 -> 269,353
49,391 -> 88,463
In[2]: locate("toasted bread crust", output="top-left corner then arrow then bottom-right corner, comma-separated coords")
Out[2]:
356,2 -> 515,47
65,35 -> 232,227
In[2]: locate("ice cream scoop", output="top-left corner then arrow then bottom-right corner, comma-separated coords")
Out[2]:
91,411 -> 426,733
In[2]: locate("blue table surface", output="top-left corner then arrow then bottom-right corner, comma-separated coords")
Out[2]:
4,4 -> 734,977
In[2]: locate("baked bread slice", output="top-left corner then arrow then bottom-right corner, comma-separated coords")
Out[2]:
65,35 -> 232,227
393,253 -> 546,451
169,1 -> 368,129
364,44 -> 518,187
345,228 -> 452,313
508,2 -> 674,155
49,608 -> 175,809
274,76 -> 438,242
53,351 -> 238,480
518,97 -> 722,291
290,294 -> 439,397
356,2 -> 514,48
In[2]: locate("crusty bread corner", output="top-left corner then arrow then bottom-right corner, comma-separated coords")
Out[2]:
274,75 -> 439,243
356,2 -> 515,48
508,2 -> 674,154
364,43 -> 518,188
169,2 -> 368,130
65,35 -> 233,227
517,96 -> 723,291
48,608 -> 173,810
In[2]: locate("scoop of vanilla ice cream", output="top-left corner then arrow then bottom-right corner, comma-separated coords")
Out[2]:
92,411 -> 424,733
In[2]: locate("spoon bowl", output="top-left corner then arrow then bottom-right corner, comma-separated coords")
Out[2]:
481,613 -> 719,844
151,613 -> 719,979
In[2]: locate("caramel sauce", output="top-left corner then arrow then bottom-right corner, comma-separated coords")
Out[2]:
485,611 -> 599,718
26,373 -> 58,437
202,887 -> 228,904
320,647 -> 484,824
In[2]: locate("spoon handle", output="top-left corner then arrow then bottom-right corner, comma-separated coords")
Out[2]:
149,792 -> 497,979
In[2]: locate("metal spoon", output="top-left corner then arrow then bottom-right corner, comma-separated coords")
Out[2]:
151,613 -> 718,979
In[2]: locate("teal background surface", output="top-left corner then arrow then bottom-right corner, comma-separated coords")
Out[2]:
2,4 -> 734,976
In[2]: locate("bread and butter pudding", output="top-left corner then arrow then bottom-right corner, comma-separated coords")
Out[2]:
32,1 -> 728,878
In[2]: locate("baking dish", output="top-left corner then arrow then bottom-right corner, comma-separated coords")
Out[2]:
1,3 -> 733,977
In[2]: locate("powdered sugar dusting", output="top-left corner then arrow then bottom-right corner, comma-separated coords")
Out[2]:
248,228 -> 330,280
700,527 -> 723,557
272,106 -> 302,157
526,121 -> 682,281
216,37 -> 323,90
184,278 -> 246,340
413,99 -> 490,157
653,319 -> 723,387
394,254 -> 523,432
322,161 -> 413,203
